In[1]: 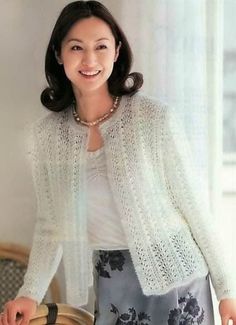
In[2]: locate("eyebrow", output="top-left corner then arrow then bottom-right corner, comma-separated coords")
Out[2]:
66,37 -> 110,43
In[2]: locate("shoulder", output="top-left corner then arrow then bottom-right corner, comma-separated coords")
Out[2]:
127,93 -> 184,135
130,91 -> 168,109
34,110 -> 67,133
23,108 -> 69,154
26,109 -> 68,139
130,92 -> 168,114
127,91 -> 170,122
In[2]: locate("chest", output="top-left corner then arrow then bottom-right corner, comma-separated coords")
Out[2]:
87,126 -> 104,152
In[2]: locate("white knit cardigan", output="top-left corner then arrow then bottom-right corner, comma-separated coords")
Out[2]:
17,92 -> 236,307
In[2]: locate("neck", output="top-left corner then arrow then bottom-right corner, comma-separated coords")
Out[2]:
72,87 -> 114,122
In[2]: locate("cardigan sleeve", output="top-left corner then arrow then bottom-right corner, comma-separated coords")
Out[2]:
16,123 -> 63,304
161,104 -> 236,301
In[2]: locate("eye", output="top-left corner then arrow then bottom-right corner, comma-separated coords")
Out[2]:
71,45 -> 82,51
97,44 -> 107,50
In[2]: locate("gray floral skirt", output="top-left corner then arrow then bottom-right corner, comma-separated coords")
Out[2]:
92,249 -> 215,325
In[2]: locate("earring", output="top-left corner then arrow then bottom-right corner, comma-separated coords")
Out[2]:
55,51 -> 63,65
114,41 -> 122,62
56,57 -> 63,65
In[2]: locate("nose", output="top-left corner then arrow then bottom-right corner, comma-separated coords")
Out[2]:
81,50 -> 97,67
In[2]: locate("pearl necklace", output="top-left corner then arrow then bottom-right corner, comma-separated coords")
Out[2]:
72,96 -> 120,127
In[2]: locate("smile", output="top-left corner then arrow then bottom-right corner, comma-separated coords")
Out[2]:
79,70 -> 101,76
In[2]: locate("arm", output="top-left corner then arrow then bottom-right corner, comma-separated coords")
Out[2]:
16,123 -> 63,304
161,104 -> 236,301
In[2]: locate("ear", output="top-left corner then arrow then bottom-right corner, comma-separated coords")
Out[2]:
55,51 -> 63,65
114,41 -> 122,62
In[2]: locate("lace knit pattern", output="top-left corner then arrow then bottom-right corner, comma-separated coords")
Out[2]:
17,93 -> 236,307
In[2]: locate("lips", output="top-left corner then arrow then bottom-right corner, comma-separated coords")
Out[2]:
79,70 -> 101,77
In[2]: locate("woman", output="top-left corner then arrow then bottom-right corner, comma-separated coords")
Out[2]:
0,1 -> 236,324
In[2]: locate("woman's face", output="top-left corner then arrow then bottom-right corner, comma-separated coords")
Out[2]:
58,16 -> 120,95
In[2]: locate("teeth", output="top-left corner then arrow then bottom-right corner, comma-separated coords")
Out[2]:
80,70 -> 100,76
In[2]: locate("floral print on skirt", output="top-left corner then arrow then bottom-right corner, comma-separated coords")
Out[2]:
92,249 -> 215,325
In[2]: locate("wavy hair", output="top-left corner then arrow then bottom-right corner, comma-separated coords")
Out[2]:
40,0 -> 143,111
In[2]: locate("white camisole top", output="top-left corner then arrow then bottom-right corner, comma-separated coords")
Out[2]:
86,146 -> 129,251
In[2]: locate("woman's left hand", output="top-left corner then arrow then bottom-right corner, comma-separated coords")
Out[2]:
219,299 -> 236,325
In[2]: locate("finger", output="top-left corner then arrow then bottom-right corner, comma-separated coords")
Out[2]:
16,316 -> 23,325
8,309 -> 18,325
2,311 -> 8,325
221,315 -> 229,325
2,311 -> 9,325
5,307 -> 18,325
0,314 -> 4,325
18,313 -> 30,325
